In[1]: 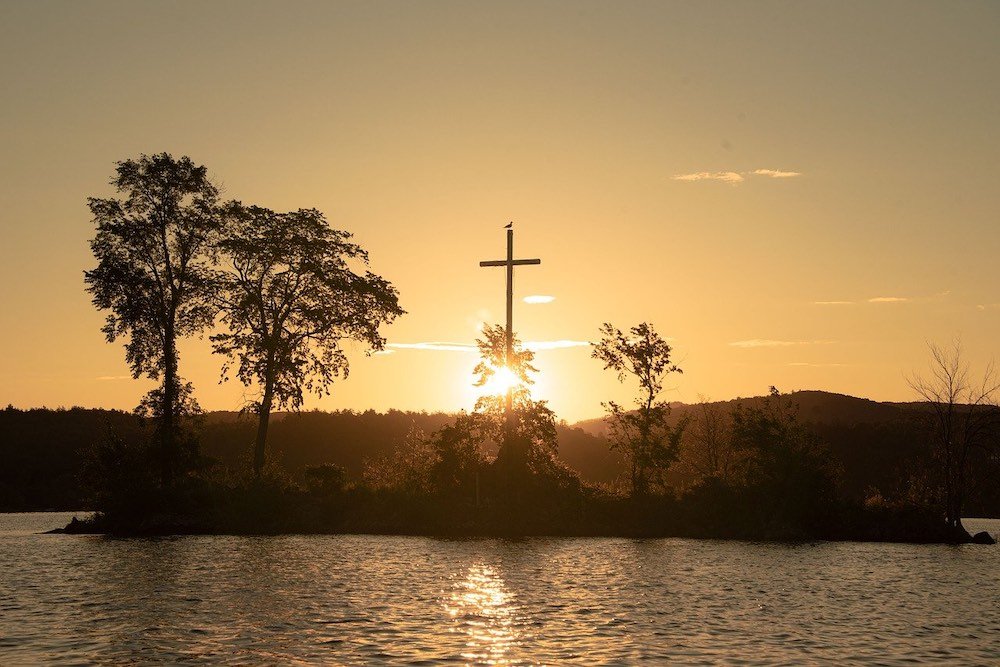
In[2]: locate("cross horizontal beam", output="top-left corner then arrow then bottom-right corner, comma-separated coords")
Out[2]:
479,259 -> 541,267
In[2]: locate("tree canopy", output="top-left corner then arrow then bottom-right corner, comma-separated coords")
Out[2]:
212,203 -> 404,475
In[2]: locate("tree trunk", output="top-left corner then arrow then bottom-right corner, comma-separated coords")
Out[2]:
497,399 -> 528,491
631,400 -> 653,498
161,324 -> 177,486
254,373 -> 275,478
952,462 -> 965,530
631,460 -> 643,497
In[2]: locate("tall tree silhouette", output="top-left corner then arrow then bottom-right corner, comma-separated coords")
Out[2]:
85,153 -> 221,485
212,204 -> 404,476
592,322 -> 685,496
908,340 -> 999,530
473,324 -> 557,476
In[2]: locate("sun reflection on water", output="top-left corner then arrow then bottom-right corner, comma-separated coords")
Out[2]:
444,563 -> 520,665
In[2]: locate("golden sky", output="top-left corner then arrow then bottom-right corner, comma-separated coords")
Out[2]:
1,1 -> 998,422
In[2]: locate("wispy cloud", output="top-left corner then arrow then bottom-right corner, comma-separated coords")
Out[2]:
524,340 -> 590,351
753,169 -> 801,178
388,342 -> 477,353
673,168 -> 801,185
787,362 -> 847,367
387,339 -> 591,353
816,293 -> 944,306
977,303 -> 1000,311
729,339 -> 835,348
673,171 -> 745,184
524,295 -> 555,304
96,375 -> 130,381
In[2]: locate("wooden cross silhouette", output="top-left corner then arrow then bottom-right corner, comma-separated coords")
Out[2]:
479,225 -> 541,417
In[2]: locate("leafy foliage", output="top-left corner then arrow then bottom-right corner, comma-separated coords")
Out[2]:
472,324 -> 538,409
363,426 -> 438,495
84,153 -> 221,483
472,324 -> 559,476
133,378 -> 204,474
427,415 -> 489,494
212,204 -> 404,474
592,322 -> 685,495
304,464 -> 348,496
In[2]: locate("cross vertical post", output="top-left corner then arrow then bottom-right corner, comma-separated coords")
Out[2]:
505,228 -> 514,417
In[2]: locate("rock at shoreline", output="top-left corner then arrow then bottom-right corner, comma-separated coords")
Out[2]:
46,516 -> 91,535
970,531 -> 996,545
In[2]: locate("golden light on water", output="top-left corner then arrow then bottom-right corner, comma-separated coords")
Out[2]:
445,564 -> 519,665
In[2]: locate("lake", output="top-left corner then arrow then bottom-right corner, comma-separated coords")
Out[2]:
1,513 -> 997,665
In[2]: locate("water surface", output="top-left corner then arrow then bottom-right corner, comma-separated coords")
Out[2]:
1,513 -> 998,665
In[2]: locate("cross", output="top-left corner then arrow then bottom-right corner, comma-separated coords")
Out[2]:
479,225 -> 541,419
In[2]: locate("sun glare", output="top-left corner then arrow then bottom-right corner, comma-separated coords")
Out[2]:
472,365 -> 524,401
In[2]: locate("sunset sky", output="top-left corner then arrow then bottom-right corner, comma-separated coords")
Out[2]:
1,1 -> 998,422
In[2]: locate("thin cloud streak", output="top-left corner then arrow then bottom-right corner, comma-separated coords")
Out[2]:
788,362 -> 847,367
672,171 -> 744,184
673,168 -> 801,185
817,294 -> 943,305
524,340 -> 590,351
96,375 -> 130,381
387,339 -> 591,353
729,339 -> 836,348
388,342 -> 477,353
753,169 -> 801,178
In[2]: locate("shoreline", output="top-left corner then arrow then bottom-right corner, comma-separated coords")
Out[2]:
48,513 -> 996,545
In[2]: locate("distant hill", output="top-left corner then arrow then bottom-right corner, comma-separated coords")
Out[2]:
570,390 -> 944,502
572,390 -> 924,436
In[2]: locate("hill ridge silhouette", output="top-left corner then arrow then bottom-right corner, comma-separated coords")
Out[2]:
570,389 -> 930,437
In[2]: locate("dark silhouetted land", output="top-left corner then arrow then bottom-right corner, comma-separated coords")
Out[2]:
4,391 -> 998,543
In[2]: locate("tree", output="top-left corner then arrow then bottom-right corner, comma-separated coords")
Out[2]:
908,340 -> 999,530
428,414 -> 488,496
729,388 -> 835,487
363,426 -> 437,495
85,153 -> 221,485
212,204 -> 404,476
592,322 -> 685,496
677,397 -> 742,487
723,387 -> 839,535
472,324 -> 558,476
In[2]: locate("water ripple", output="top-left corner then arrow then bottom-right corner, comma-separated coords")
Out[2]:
0,513 -> 997,665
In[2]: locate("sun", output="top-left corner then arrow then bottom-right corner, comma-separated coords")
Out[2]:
470,365 -> 524,401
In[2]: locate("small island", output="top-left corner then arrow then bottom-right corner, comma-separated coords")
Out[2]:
11,153 -> 993,545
